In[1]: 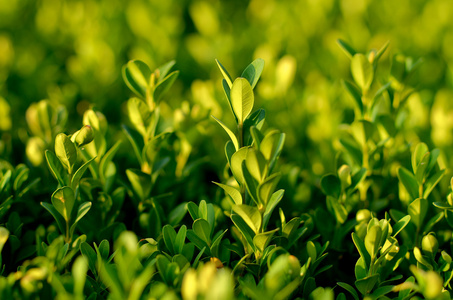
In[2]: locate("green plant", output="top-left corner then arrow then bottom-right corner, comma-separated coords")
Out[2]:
41,126 -> 95,243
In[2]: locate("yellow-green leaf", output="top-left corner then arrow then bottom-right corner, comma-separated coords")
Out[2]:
231,78 -> 254,124
55,133 -> 77,174
351,53 -> 373,91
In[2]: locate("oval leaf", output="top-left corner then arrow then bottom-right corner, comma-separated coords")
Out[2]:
55,133 -> 77,174
51,186 -> 75,221
351,53 -> 373,91
231,78 -> 254,124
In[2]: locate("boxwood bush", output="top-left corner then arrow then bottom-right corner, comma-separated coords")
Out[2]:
1,1 -> 453,299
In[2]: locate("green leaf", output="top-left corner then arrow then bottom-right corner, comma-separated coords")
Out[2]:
210,229 -> 228,258
51,186 -> 75,222
122,60 -> 151,99
241,58 -> 265,89
122,124 -> 144,165
187,202 -> 199,221
213,182 -> 242,205
413,247 -> 432,270
198,200 -> 216,231
423,212 -> 443,234
282,217 -> 301,238
253,229 -> 278,253
126,169 -> 151,201
168,202 -> 188,226
156,255 -> 176,286
215,59 -> 233,88
193,218 -> 211,245
0,169 -> 11,194
72,125 -> 94,147
250,126 -> 264,149
98,240 -> 110,260
337,282 -> 359,300
13,165 -> 29,192
433,202 -> 453,210
242,161 -> 260,206
263,189 -> 284,230
307,241 -> 317,261
231,214 -> 256,251
186,230 -> 210,255
45,150 -> 67,187
355,274 -> 379,295
397,167 -> 419,200
408,198 -> 428,229
412,143 -> 428,175
370,285 -> 394,298
232,205 -> 262,234
392,215 -> 411,237
55,133 -> 77,174
426,148 -> 440,174
0,196 -> 13,220
337,39 -> 357,59
162,225 -> 177,255
352,232 -> 371,267
245,148 -> 267,182
373,40 -> 390,63
80,242 -> 97,275
373,82 -> 391,102
414,152 -> 430,185
40,202 -> 66,235
157,60 -> 176,80
0,227 -> 9,258
174,225 -> 187,255
337,165 -> 352,190
222,80 -> 237,123
339,137 -> 362,166
127,97 -> 152,137
230,147 -> 249,185
260,130 -> 285,173
74,202 -> 92,224
351,120 -> 376,147
423,169 -> 445,199
211,115 -> 239,151
351,53 -> 373,91
244,109 -> 266,144
258,173 -> 281,206
69,202 -> 92,239
365,225 -> 382,258
231,78 -> 254,124
72,256 -> 89,296
350,168 -> 367,190
342,80 -> 363,116
99,141 -> 122,184
154,70 -> 179,103
99,260 -> 124,298
327,196 -> 348,224
71,156 -> 96,190
225,140 -> 236,168
320,174 -> 341,198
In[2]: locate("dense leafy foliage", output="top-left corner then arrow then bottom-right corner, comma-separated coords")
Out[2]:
2,1 -> 453,299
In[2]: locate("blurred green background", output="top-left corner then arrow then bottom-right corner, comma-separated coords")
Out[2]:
1,0 -> 453,201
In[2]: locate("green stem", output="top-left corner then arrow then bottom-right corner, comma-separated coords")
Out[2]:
368,255 -> 376,277
238,123 -> 244,148
239,122 -> 246,202
65,220 -> 71,244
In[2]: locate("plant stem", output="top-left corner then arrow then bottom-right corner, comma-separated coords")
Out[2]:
238,123 -> 244,148
65,221 -> 70,244
238,122 -> 246,202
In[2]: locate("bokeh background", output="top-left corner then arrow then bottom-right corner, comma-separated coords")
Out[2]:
2,0 -> 453,207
